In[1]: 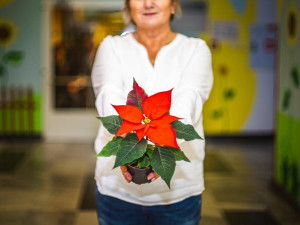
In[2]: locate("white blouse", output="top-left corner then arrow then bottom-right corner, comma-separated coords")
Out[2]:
92,33 -> 213,206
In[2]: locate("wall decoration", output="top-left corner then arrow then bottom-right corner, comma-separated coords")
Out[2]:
250,24 -> 276,67
275,0 -> 300,205
277,0 -> 284,16
229,0 -> 247,15
201,0 -> 257,134
211,21 -> 239,42
287,2 -> 298,46
0,86 -> 37,136
0,19 -> 23,87
0,19 -> 16,48
0,0 -> 41,137
0,18 -> 26,136
201,0 -> 276,134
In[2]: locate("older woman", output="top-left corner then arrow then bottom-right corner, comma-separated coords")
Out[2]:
91,0 -> 213,224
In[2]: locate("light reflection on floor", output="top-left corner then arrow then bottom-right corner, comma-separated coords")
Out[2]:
0,137 -> 299,225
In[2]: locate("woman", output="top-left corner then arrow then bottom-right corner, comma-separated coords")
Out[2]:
91,0 -> 213,224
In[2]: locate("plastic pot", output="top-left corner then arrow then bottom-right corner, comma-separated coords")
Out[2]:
127,165 -> 152,185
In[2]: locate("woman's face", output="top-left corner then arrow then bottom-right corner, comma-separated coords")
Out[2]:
129,0 -> 175,29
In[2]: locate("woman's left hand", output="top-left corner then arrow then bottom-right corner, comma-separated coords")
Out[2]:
147,171 -> 160,182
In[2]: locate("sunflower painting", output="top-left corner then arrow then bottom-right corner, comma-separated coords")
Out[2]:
0,19 -> 17,48
0,18 -> 23,86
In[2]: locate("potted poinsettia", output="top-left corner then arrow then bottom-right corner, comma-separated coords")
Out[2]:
97,79 -> 202,188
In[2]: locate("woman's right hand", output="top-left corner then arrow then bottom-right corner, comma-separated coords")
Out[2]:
120,166 -> 132,183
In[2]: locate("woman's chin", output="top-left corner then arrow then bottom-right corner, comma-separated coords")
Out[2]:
137,21 -> 165,30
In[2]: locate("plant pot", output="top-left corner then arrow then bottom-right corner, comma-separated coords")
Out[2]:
127,165 -> 152,185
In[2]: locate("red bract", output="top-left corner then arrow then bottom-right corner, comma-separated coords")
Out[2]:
112,89 -> 180,148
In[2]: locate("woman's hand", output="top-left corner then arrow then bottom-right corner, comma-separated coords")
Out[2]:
147,171 -> 160,182
120,166 -> 132,183
120,166 -> 160,183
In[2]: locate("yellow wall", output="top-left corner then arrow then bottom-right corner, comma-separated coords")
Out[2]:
202,0 -> 257,134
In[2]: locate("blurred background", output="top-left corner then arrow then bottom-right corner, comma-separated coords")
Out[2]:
0,0 -> 299,224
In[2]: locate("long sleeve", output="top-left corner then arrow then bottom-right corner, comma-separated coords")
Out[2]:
170,41 -> 213,126
91,36 -> 126,117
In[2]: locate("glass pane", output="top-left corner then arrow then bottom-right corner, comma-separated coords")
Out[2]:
51,4 -> 125,109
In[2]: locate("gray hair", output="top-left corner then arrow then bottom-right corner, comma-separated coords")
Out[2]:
123,0 -> 182,24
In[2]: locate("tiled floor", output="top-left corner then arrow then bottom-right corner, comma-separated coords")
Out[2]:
0,137 -> 299,225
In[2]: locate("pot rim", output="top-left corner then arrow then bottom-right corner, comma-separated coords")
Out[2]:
127,165 -> 152,170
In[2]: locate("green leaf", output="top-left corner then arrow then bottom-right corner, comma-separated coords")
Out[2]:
171,120 -> 202,141
167,147 -> 190,162
138,155 -> 150,168
0,64 -> 7,77
97,115 -> 123,135
151,146 -> 176,188
114,133 -> 147,168
146,144 -> 154,158
97,136 -> 123,157
3,51 -> 24,66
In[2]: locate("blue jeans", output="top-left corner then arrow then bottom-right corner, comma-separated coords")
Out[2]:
96,188 -> 202,225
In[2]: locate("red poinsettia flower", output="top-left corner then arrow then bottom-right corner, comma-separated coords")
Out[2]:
112,89 -> 180,149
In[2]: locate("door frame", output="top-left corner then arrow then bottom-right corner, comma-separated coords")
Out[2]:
41,0 -> 123,142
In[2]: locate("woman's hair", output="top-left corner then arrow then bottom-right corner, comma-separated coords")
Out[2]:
123,0 -> 182,24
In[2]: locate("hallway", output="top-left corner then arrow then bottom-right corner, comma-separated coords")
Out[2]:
0,137 -> 299,225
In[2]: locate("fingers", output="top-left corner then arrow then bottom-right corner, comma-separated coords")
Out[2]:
121,166 -> 160,183
147,172 -> 160,182
120,166 -> 127,172
120,166 -> 132,183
